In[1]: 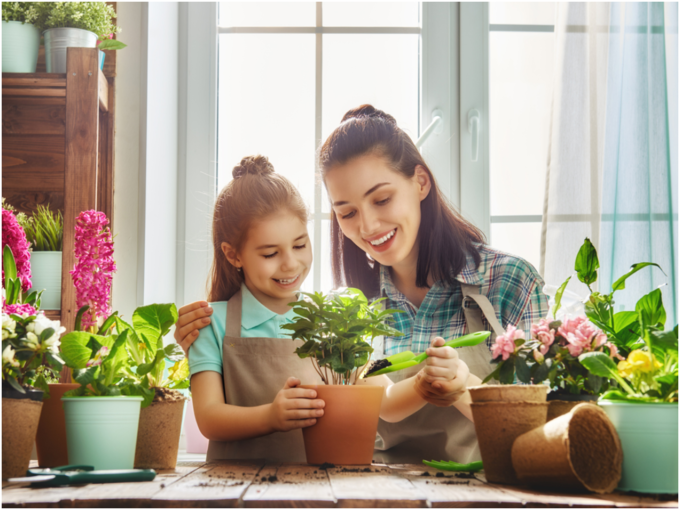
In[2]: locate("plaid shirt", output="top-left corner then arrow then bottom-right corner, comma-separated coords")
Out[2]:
380,244 -> 549,356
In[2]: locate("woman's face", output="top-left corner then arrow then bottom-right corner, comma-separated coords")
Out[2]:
324,153 -> 431,272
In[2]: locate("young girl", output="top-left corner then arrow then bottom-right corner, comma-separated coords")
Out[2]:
189,155 -> 473,462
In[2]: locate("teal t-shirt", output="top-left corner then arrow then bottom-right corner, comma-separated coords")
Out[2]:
188,284 -> 298,377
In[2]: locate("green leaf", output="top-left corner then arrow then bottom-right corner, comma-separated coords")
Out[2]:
612,262 -> 665,292
532,357 -> 552,382
60,332 -> 94,369
97,39 -> 127,50
574,238 -> 599,286
3,245 -> 17,288
163,343 -> 185,362
97,312 -> 118,335
73,366 -> 98,387
635,288 -> 666,331
578,351 -> 619,379
6,375 -> 25,393
515,353 -> 532,383
74,305 -> 90,332
133,304 -> 178,350
33,373 -> 50,396
168,358 -> 189,382
649,328 -> 679,356
499,357 -> 516,384
552,275 -> 572,317
482,363 -> 502,384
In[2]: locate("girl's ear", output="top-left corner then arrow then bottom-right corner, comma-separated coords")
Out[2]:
221,242 -> 242,269
414,165 -> 432,201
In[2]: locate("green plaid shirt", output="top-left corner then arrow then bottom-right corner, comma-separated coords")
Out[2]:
380,244 -> 549,356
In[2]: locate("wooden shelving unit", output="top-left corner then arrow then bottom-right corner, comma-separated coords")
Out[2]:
2,47 -> 115,333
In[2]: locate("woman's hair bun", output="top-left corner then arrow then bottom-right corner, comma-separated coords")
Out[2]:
232,155 -> 275,179
341,104 -> 397,126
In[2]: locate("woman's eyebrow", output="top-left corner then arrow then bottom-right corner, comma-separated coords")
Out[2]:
332,182 -> 391,207
256,234 -> 307,250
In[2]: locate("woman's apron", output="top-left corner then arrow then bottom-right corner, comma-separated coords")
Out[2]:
206,290 -> 324,462
372,283 -> 505,464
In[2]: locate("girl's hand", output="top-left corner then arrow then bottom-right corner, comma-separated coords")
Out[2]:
174,301 -> 213,356
268,377 -> 325,432
414,337 -> 470,407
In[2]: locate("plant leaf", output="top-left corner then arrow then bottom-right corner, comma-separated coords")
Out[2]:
7,375 -> 25,393
499,357 -> 516,384
552,275 -> 572,317
515,353 -> 532,383
3,245 -> 17,288
59,331 -> 94,369
578,351 -> 619,379
132,304 -> 178,350
74,305 -> 90,332
635,288 -> 666,331
612,262 -> 665,292
574,238 -> 599,286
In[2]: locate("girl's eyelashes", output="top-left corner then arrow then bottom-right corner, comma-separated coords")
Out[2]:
293,244 -> 307,250
376,197 -> 390,206
263,252 -> 277,259
340,210 -> 356,220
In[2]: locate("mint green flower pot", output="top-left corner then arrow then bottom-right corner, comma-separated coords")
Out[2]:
62,396 -> 143,470
28,252 -> 62,310
599,401 -> 678,494
2,21 -> 40,73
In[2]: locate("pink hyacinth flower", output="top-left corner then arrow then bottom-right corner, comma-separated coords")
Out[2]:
557,316 -> 607,357
491,324 -> 524,361
2,208 -> 32,292
531,318 -> 555,355
2,301 -> 38,317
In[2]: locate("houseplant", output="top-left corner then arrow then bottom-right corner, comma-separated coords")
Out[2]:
2,2 -> 41,73
281,287 -> 403,465
24,204 -> 63,311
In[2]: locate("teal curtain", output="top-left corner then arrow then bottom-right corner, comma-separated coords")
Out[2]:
600,2 -> 678,326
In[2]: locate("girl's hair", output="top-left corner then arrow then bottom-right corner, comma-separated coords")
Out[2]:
318,104 -> 486,298
208,155 -> 308,302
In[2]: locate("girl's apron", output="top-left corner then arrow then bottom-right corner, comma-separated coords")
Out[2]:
372,283 -> 505,464
206,290 -> 324,462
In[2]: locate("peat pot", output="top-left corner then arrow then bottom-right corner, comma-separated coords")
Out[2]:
2,384 -> 44,479
546,392 -> 598,422
43,27 -> 97,73
134,397 -> 187,469
62,396 -> 143,470
300,384 -> 383,465
35,383 -> 80,467
599,401 -> 678,494
2,21 -> 40,72
469,384 -> 548,403
28,251 -> 62,310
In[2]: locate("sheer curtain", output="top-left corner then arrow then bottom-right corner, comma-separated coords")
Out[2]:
541,2 -> 678,326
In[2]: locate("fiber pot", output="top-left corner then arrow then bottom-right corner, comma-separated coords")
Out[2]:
546,392 -> 598,422
599,401 -> 678,494
43,27 -> 97,73
62,396 -> 143,470
134,397 -> 186,469
2,21 -> 40,72
300,384 -> 383,465
2,384 -> 44,479
35,383 -> 80,467
469,384 -> 548,403
511,403 -> 622,493
28,251 -> 62,311
470,401 -> 548,485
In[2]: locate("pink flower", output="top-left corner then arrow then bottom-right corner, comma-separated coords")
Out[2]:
606,342 -> 625,361
492,324 -> 525,361
69,211 -> 116,331
86,345 -> 110,367
2,302 -> 37,317
557,316 -> 607,357
2,208 -> 32,292
531,318 -> 555,355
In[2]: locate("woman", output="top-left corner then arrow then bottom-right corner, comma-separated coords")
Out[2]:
175,105 -> 549,463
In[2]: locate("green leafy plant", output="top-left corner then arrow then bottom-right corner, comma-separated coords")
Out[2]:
281,288 -> 404,385
35,2 -> 122,41
3,246 -> 42,313
2,2 -> 40,24
23,204 -> 63,252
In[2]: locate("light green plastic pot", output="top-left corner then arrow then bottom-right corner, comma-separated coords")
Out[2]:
599,401 -> 678,494
28,252 -> 62,310
62,396 -> 143,470
2,21 -> 40,73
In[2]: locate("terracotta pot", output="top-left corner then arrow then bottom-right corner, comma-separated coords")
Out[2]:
300,384 -> 383,465
35,383 -> 80,467
512,403 -> 622,493
546,393 -> 598,422
134,398 -> 186,469
470,401 -> 548,485
469,384 -> 548,403
3,395 -> 44,479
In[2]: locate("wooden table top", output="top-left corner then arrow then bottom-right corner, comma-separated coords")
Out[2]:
2,460 -> 677,508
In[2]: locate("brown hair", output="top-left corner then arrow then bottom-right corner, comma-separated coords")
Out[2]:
318,104 -> 486,298
207,155 -> 308,302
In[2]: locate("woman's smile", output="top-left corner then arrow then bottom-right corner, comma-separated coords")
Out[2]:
365,228 -> 397,252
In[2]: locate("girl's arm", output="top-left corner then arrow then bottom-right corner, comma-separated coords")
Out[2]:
192,372 -> 325,442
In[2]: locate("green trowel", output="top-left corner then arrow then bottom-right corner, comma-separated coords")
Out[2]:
361,330 -> 490,378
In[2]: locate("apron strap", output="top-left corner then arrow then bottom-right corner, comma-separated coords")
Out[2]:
226,290 -> 243,338
460,283 -> 504,336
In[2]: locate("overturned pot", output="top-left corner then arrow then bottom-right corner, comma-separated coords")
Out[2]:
134,389 -> 187,470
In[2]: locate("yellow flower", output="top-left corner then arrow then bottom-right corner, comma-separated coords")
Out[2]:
618,360 -> 633,378
619,349 -> 662,377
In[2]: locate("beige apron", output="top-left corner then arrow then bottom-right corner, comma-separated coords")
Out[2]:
372,283 -> 504,464
206,290 -> 324,462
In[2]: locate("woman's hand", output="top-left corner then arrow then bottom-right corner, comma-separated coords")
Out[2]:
174,301 -> 213,356
268,377 -> 325,432
414,337 -> 470,407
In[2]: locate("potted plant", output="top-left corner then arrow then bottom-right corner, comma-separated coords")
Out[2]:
2,2 -> 41,72
114,303 -> 189,469
2,245 -> 65,479
282,288 -> 403,465
35,2 -> 125,73
23,204 -> 63,311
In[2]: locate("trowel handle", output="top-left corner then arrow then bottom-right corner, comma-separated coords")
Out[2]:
411,331 -> 490,363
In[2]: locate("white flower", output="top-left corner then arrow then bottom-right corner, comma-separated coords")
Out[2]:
27,313 -> 65,345
2,345 -> 19,367
26,332 -> 40,350
2,314 -> 16,333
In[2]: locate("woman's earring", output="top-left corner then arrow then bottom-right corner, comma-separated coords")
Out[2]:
236,267 -> 242,272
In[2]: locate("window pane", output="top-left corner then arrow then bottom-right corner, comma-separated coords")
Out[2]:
219,2 -> 316,27
489,2 -> 556,25
217,34 -> 316,205
489,31 -> 553,216
322,34 -> 419,212
323,2 -> 420,27
320,219 -> 333,293
491,222 -> 542,270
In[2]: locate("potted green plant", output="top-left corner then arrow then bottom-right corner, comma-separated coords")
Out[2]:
23,204 -> 63,311
2,2 -> 41,72
281,287 -> 403,465
114,303 -> 190,470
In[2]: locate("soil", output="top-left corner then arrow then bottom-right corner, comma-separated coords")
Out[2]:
152,387 -> 186,403
319,463 -> 336,470
364,359 -> 390,376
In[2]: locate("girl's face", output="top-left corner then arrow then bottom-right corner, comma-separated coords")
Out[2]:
223,210 -> 312,312
324,153 -> 431,273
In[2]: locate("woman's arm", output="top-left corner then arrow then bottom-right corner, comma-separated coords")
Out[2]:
192,372 -> 325,442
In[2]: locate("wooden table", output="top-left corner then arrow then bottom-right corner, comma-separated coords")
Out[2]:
3,460 -> 677,507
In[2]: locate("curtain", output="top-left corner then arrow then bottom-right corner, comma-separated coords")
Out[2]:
541,2 -> 678,326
